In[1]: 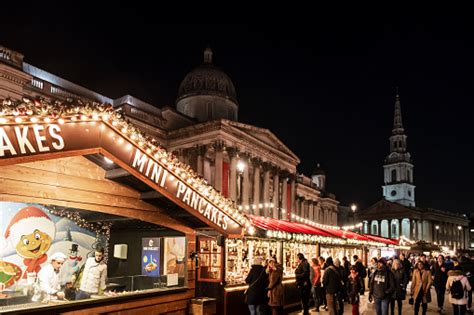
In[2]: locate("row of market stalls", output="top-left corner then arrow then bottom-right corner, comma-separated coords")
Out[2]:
0,97 -> 398,314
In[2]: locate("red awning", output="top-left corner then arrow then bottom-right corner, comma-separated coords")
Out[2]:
317,227 -> 370,241
364,234 -> 398,245
249,215 -> 334,237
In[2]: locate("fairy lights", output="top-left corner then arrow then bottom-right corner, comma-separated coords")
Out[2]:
0,97 -> 252,229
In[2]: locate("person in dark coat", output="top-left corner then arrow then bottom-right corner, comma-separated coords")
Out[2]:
399,253 -> 411,280
431,255 -> 448,313
295,253 -> 311,315
390,260 -> 407,315
245,257 -> 269,315
347,266 -> 364,315
323,257 -> 342,315
369,257 -> 396,315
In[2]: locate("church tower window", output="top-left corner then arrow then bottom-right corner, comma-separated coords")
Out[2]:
391,169 -> 397,183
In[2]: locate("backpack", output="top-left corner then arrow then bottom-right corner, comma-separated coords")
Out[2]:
357,262 -> 367,279
451,279 -> 465,299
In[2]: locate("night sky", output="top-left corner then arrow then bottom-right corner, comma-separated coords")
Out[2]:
2,11 -> 473,214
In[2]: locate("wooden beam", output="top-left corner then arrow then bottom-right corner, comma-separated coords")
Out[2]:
140,191 -> 164,200
105,168 -> 131,179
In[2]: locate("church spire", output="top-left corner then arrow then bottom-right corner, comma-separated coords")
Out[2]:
392,88 -> 404,135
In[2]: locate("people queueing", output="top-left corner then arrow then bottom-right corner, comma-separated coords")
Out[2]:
399,253 -> 412,280
295,253 -> 311,315
390,259 -> 407,315
319,256 -> 328,311
411,260 -> 432,315
347,266 -> 364,315
322,257 -> 342,315
310,258 -> 322,312
446,264 -> 472,315
267,257 -> 284,315
32,252 -> 67,302
432,255 -> 449,313
334,258 -> 346,315
245,256 -> 269,315
75,246 -> 107,300
369,257 -> 395,315
353,255 -> 367,287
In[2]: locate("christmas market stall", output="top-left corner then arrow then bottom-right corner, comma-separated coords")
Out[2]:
0,98 -> 247,314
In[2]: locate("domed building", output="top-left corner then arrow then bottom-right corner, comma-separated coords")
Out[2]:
176,47 -> 239,122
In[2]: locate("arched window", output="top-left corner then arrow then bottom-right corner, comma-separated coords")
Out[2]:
391,169 -> 397,182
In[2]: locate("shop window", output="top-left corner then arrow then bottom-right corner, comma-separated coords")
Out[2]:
0,201 -> 187,313
198,236 -> 222,282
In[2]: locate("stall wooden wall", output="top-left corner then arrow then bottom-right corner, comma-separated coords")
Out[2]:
0,156 -> 196,315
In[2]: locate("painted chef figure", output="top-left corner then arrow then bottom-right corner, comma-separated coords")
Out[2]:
32,252 -> 67,302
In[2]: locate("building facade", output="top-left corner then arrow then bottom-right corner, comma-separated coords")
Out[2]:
356,93 -> 470,250
0,45 -> 338,226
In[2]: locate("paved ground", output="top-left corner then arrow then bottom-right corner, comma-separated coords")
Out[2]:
290,286 -> 459,315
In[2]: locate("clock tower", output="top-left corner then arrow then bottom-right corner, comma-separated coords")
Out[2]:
382,91 -> 415,206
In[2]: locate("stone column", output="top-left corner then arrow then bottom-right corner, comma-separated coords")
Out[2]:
262,163 -> 272,217
272,168 -> 280,219
196,145 -> 206,176
214,141 -> 224,192
227,148 -> 238,202
242,155 -> 250,208
387,220 -> 392,239
290,175 -> 296,220
309,201 -> 314,221
281,173 -> 288,220
251,158 -> 261,215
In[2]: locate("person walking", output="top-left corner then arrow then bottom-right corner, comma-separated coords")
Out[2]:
319,256 -> 328,311
369,257 -> 395,315
295,253 -> 311,315
432,255 -> 449,313
446,265 -> 471,315
334,258 -> 346,315
347,266 -> 364,315
390,260 -> 407,315
267,258 -> 284,315
245,257 -> 269,315
310,258 -> 322,312
400,253 -> 412,280
323,257 -> 342,315
411,260 -> 433,315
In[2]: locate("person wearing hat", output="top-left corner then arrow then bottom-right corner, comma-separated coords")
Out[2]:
369,257 -> 395,315
32,252 -> 67,302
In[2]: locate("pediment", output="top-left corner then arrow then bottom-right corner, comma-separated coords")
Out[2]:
226,121 -> 299,162
359,199 -> 413,217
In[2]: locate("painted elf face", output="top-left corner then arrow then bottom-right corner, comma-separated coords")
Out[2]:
16,229 -> 52,259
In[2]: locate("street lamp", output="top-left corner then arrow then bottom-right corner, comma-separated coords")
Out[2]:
350,204 -> 357,212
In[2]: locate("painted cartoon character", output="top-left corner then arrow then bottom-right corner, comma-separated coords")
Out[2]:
60,243 -> 82,285
4,206 -> 55,279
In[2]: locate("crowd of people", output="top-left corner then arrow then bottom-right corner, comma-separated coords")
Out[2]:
244,252 -> 474,315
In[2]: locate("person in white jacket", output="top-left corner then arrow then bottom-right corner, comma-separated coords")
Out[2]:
32,252 -> 67,302
76,246 -> 107,300
446,266 -> 472,315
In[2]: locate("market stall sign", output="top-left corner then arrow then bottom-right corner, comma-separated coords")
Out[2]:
0,122 -> 243,235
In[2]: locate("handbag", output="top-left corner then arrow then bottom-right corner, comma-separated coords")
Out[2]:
244,269 -> 266,303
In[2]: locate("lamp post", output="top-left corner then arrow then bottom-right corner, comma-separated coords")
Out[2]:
435,225 -> 440,245
350,204 -> 359,232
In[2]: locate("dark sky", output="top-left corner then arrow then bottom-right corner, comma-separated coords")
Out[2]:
2,10 -> 473,214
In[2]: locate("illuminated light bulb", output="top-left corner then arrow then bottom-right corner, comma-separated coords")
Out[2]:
238,206 -> 243,210
265,203 -> 269,207
44,117 -> 51,123
0,117 -> 7,123
104,157 -> 114,164
92,114 -> 99,120
71,116 -> 77,121
146,148 -> 151,154
118,138 -> 124,144
138,141 -> 144,146
15,117 -> 22,123
121,127 -> 127,133
247,226 -> 256,235
126,144 -> 132,150
266,230 -> 273,237
187,178 -> 192,184
161,158 -> 167,164
30,117 -> 38,123
168,175 -> 175,181
112,120 -> 118,126
80,115 -> 88,121
58,118 -> 65,124
245,205 -> 249,210
102,114 -> 109,121
252,205 -> 256,210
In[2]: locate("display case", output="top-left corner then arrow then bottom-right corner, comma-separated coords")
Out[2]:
198,236 -> 222,282
283,242 -> 318,277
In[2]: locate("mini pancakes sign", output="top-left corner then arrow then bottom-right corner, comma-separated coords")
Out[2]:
0,98 -> 246,235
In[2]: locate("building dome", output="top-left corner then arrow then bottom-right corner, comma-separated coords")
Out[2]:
312,163 -> 326,176
176,47 -> 239,122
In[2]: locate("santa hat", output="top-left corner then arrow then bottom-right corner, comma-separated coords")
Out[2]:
4,206 -> 56,246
